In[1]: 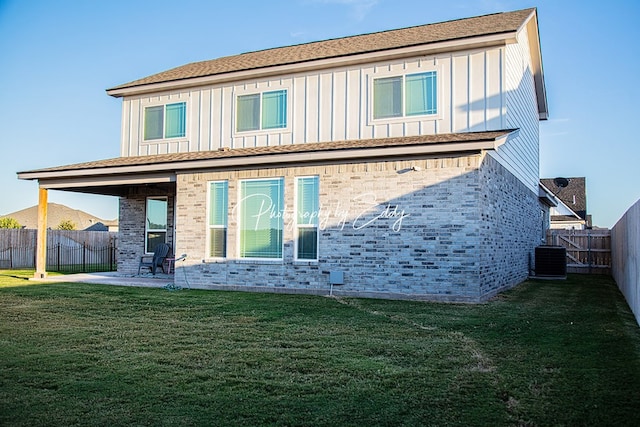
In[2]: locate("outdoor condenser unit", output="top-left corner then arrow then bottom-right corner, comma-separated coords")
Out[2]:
535,246 -> 567,277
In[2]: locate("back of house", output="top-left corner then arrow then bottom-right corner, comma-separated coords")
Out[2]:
19,8 -> 549,301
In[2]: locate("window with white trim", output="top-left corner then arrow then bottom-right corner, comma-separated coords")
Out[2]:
296,176 -> 319,261
145,196 -> 167,253
236,90 -> 287,132
239,178 -> 284,259
373,71 -> 437,119
208,181 -> 228,258
144,102 -> 186,140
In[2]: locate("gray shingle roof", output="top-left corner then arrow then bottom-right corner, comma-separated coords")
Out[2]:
20,130 -> 515,175
541,177 -> 587,220
108,8 -> 534,92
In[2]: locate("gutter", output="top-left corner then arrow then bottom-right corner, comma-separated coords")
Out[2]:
17,130 -> 520,195
19,132 -> 517,184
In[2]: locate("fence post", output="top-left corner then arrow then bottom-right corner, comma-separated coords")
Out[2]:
587,230 -> 592,274
82,243 -> 87,273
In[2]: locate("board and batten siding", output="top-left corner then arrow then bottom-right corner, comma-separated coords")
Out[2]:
119,45 -> 516,156
489,24 -> 540,193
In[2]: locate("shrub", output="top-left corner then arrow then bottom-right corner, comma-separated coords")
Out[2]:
57,219 -> 77,230
0,217 -> 22,229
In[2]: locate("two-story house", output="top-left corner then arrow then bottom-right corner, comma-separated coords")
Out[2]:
19,8 -> 548,302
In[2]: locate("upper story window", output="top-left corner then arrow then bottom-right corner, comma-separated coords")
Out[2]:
373,71 -> 437,119
236,90 -> 287,132
144,102 -> 186,140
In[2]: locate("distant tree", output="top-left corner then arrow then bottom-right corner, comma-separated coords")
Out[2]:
0,217 -> 22,229
57,219 -> 76,230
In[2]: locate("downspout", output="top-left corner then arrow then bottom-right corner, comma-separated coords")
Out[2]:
34,187 -> 48,279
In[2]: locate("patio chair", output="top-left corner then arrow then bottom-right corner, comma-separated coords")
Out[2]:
138,243 -> 170,275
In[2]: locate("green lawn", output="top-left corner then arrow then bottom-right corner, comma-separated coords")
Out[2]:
1,271 -> 639,426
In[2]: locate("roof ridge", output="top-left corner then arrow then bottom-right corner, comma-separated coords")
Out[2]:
108,8 -> 536,93
213,8 -> 535,59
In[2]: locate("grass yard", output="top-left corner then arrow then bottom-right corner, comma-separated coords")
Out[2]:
1,271 -> 640,426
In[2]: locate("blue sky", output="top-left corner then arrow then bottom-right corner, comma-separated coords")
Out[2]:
0,0 -> 638,228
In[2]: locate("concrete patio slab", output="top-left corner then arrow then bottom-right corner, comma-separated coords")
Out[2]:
34,271 -> 176,288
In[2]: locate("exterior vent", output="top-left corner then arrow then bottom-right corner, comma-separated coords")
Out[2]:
535,246 -> 567,277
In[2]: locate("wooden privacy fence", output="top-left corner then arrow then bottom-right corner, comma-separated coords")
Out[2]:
0,229 -> 117,272
546,229 -> 611,274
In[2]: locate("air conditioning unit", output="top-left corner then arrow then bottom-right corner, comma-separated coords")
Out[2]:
535,246 -> 567,277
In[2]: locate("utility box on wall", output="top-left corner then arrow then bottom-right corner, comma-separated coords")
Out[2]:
535,246 -> 567,277
329,271 -> 344,285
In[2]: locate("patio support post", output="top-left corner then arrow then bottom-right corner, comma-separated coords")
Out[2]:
34,187 -> 48,279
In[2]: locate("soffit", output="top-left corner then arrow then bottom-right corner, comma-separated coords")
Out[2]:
19,130 -> 516,178
18,130 -> 518,195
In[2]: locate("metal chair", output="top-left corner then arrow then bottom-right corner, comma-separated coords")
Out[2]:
138,243 -> 170,275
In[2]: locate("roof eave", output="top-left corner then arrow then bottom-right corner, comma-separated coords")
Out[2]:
522,9 -> 548,120
19,134 -> 516,190
538,182 -> 558,207
106,32 -> 517,98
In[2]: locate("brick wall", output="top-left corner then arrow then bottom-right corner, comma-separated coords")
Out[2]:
477,154 -> 543,300
169,153 -> 512,301
116,153 -> 542,301
118,188 -> 175,275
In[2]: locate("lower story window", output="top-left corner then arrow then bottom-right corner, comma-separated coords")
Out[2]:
208,181 -> 228,258
145,196 -> 167,253
296,176 -> 319,260
239,178 -> 284,259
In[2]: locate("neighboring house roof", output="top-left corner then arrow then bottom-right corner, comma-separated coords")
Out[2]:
106,8 -> 546,118
540,177 -> 587,220
84,222 -> 109,232
0,203 -> 117,230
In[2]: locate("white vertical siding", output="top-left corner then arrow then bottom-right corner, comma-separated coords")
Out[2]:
305,75 -> 319,143
346,69 -> 362,140
469,52 -> 487,131
332,70 -> 346,141
208,86 -> 221,150
120,46 -> 513,159
189,90 -> 201,153
489,25 -> 540,193
120,98 -> 132,157
452,54 -> 470,132
220,86 -> 233,149
486,49 -> 504,130
318,72 -> 333,143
